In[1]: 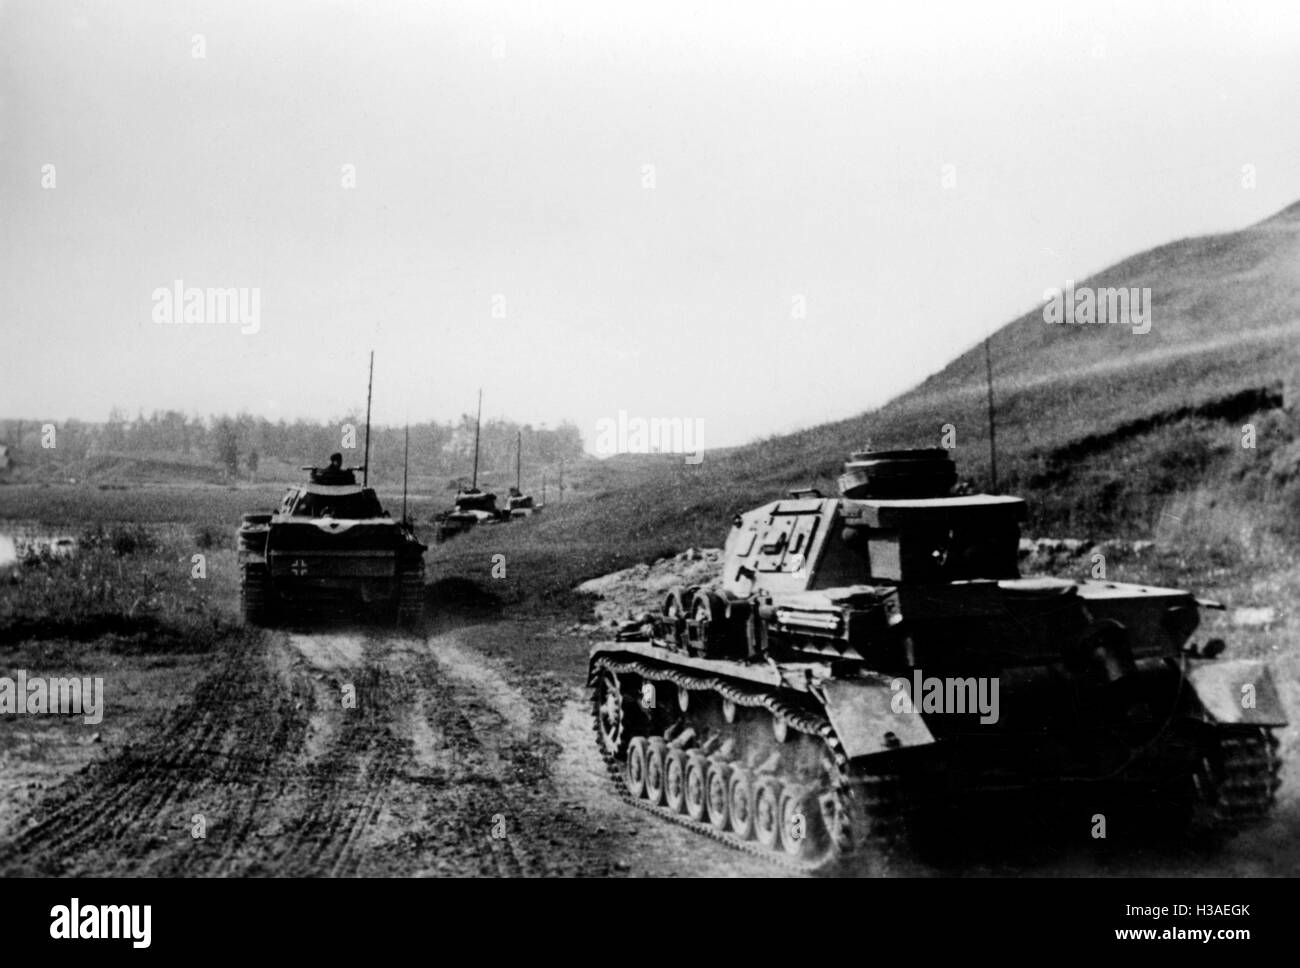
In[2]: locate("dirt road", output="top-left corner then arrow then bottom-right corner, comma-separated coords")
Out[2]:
0,618 -> 1293,877
0,622 -> 771,877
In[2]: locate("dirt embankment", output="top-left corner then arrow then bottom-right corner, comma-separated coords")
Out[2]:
574,548 -> 723,631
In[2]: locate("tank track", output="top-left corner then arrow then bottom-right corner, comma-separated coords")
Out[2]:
590,655 -> 906,875
1188,726 -> 1283,839
239,563 -> 274,626
397,566 -> 424,628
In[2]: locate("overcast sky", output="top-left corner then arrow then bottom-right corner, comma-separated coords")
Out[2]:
3,0 -> 1300,450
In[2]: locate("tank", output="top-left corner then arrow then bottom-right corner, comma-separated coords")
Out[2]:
433,486 -> 507,543
237,461 -> 426,626
587,448 -> 1286,872
435,391 -> 515,542
504,486 -> 539,519
503,432 -> 542,520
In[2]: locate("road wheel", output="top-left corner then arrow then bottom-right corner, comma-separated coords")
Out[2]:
665,750 -> 689,813
753,777 -> 783,849
706,759 -> 732,831
728,767 -> 756,840
684,754 -> 709,821
625,737 -> 648,798
644,738 -> 668,805
779,782 -> 823,859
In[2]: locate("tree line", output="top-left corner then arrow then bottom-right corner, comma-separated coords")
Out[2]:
0,410 -> 585,488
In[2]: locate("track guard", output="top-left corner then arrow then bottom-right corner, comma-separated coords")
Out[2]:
1186,659 -> 1287,727
819,678 -> 936,759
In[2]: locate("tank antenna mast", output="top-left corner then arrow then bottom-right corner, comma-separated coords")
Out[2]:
402,422 -> 410,524
363,350 -> 374,487
516,429 -> 522,492
984,335 -> 998,493
471,388 -> 482,490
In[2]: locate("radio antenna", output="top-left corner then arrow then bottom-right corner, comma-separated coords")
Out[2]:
984,336 -> 998,492
362,350 -> 374,487
471,388 -> 482,490
402,422 -> 410,523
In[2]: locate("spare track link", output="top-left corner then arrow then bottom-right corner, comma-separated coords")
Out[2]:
590,655 -> 902,874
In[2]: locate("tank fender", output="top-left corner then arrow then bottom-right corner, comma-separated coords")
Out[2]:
818,677 -> 937,759
1186,659 -> 1288,727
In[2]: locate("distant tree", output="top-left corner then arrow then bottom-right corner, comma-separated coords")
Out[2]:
104,407 -> 127,450
213,418 -> 239,478
247,448 -> 260,481
553,420 -> 585,460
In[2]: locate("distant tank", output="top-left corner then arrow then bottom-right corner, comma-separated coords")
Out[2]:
433,486 -> 506,543
504,431 -> 541,519
237,456 -> 426,626
433,390 -> 527,540
505,487 -> 538,519
588,448 -> 1286,871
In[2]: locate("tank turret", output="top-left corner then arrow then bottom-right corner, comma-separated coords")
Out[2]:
837,448 -> 957,499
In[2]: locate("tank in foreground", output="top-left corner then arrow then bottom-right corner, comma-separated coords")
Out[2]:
588,449 -> 1286,872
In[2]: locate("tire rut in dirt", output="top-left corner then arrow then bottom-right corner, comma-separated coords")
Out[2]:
0,627 -> 656,877
274,654 -> 411,877
362,643 -> 590,877
0,633 -> 312,877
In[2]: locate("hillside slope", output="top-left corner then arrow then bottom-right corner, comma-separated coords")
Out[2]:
439,200 -> 1300,608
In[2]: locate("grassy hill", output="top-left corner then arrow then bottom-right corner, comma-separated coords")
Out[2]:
438,200 -> 1300,614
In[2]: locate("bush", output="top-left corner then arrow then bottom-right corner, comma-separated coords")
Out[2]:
192,524 -> 229,551
1,526 -> 234,650
77,524 -> 158,557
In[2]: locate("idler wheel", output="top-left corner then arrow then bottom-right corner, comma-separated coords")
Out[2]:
684,754 -> 709,821
592,668 -> 627,759
644,738 -> 668,805
728,767 -> 756,840
753,777 -> 783,849
706,759 -> 732,831
625,737 -> 648,798
665,749 -> 689,814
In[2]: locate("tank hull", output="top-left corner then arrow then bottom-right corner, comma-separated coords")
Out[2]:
238,492 -> 425,626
